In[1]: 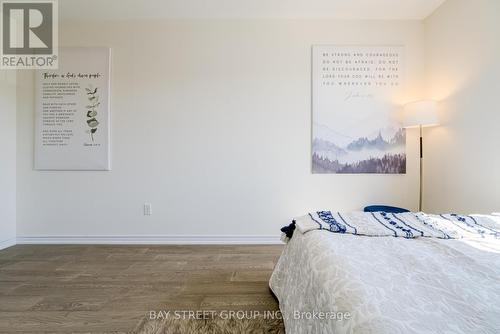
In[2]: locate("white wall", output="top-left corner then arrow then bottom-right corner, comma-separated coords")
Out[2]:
16,20 -> 424,240
424,0 -> 500,213
0,70 -> 17,249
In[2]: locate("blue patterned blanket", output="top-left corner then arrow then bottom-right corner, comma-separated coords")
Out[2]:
293,211 -> 500,239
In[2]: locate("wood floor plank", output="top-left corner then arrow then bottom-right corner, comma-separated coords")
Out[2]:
0,296 -> 44,311
231,270 -> 274,282
200,294 -> 280,311
0,281 -> 24,295
0,269 -> 82,283
29,296 -> 110,311
0,311 -> 143,332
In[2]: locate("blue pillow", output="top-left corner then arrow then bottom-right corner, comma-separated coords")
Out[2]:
364,205 -> 410,213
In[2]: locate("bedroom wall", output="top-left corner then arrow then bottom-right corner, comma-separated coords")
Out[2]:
16,19 -> 424,240
0,70 -> 17,249
423,0 -> 500,214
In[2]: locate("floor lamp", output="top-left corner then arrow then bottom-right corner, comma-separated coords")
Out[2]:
402,101 -> 439,212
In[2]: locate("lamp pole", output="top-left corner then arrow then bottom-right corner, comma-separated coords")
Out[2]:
419,124 -> 423,212
402,100 -> 439,212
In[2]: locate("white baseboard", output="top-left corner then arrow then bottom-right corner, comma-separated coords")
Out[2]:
16,235 -> 282,245
0,238 -> 16,250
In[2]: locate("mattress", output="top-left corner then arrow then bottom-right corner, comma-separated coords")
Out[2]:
269,228 -> 500,334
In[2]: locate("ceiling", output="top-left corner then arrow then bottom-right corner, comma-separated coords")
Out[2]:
59,0 -> 447,21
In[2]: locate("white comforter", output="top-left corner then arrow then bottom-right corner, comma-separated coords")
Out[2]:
270,227 -> 500,333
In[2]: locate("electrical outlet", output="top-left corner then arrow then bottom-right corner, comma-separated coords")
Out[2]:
144,203 -> 152,216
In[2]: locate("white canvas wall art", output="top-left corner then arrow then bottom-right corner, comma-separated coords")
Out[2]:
312,45 -> 406,174
35,48 -> 111,170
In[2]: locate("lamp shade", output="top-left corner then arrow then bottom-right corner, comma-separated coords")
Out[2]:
402,100 -> 439,128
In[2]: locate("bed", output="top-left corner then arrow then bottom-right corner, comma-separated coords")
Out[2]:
269,212 -> 500,334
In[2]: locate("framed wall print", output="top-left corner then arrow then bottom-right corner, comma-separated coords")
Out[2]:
312,45 -> 405,174
35,47 -> 111,170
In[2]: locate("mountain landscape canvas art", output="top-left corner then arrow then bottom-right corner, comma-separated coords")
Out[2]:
312,45 -> 406,174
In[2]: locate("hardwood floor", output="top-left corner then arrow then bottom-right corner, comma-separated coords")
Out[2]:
0,244 -> 283,333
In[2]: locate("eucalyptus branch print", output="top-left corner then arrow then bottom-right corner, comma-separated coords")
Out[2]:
85,85 -> 100,142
